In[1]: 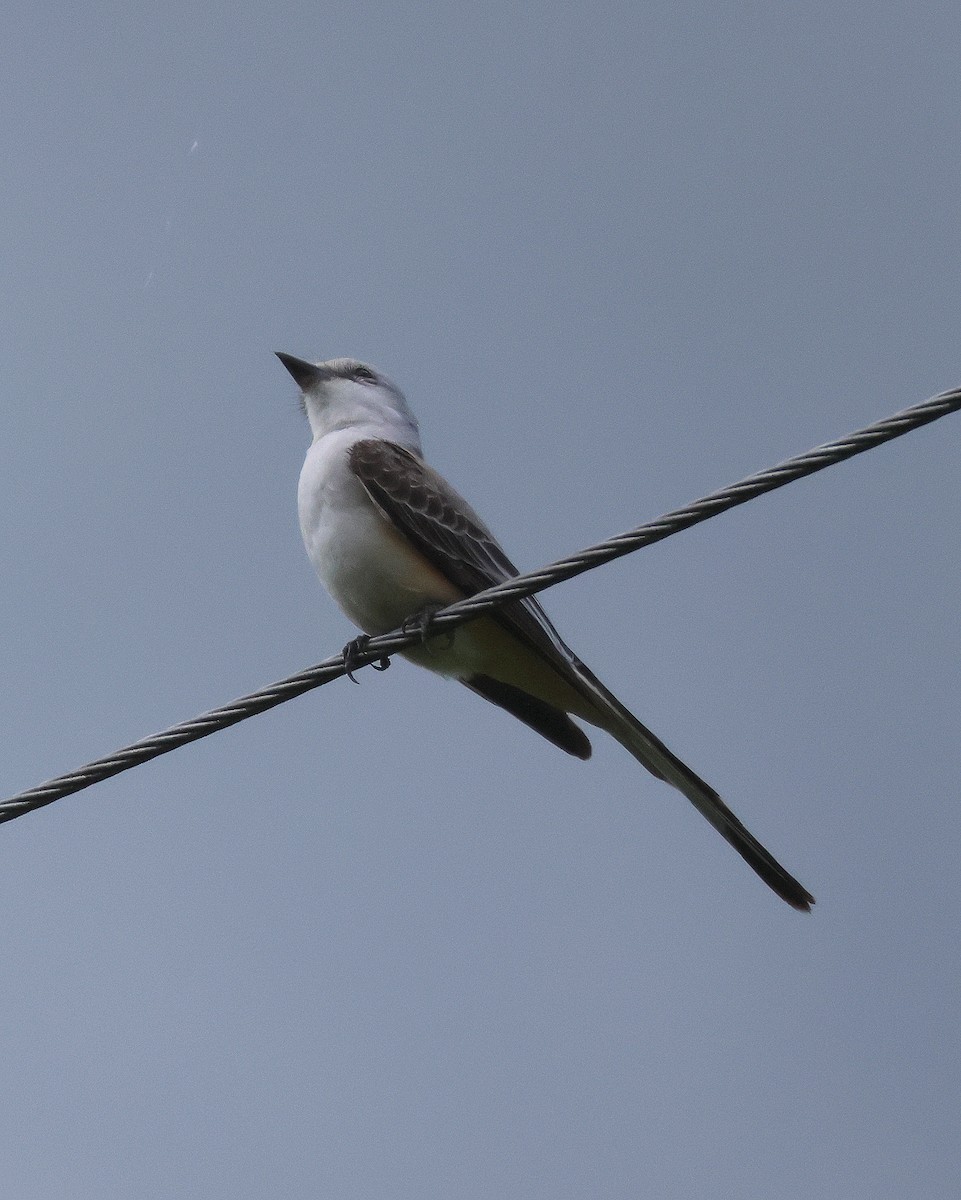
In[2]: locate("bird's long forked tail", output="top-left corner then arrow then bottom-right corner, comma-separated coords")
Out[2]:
574,665 -> 815,911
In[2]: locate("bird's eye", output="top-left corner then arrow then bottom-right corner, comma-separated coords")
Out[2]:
352,366 -> 377,384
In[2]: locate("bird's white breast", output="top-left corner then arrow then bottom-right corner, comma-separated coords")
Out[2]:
298,431 -> 461,636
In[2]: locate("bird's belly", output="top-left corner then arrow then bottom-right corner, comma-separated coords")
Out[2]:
402,615 -> 593,712
306,501 -> 462,637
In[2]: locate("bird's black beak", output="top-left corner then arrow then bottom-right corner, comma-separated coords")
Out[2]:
275,352 -> 327,390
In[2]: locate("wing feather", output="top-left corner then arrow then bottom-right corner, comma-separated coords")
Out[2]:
348,439 -> 588,684
348,438 -> 598,757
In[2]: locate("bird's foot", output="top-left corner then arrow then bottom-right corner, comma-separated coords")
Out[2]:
401,603 -> 454,655
342,635 -> 391,684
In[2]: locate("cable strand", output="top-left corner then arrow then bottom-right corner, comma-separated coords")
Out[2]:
1,385 -> 957,827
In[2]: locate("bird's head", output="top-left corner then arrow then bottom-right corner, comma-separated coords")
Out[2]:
276,353 -> 419,444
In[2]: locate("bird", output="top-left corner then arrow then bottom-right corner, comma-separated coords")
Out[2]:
278,353 -> 814,911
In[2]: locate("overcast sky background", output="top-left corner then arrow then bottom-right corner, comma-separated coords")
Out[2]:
1,3 -> 959,1197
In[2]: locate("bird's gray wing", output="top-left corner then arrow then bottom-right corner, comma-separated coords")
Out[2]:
348,439 -> 589,675
348,438 -> 592,758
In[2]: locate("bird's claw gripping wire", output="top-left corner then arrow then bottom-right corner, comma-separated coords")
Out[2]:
342,635 -> 391,684
401,603 -> 455,656
342,604 -> 451,681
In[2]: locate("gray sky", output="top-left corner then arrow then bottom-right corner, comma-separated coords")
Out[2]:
1,2 -> 959,1196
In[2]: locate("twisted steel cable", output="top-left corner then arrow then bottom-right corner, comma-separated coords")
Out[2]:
1,385 -> 958,827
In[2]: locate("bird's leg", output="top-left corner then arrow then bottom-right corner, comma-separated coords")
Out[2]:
341,635 -> 391,684
401,602 -> 455,656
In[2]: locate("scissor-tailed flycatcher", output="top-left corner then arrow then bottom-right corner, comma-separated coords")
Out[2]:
278,353 -> 814,911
